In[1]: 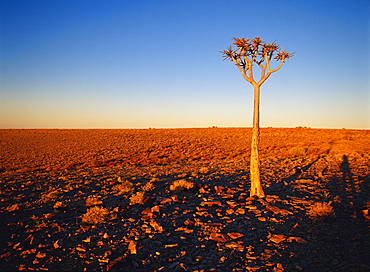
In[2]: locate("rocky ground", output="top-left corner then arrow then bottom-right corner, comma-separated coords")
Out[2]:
0,128 -> 369,271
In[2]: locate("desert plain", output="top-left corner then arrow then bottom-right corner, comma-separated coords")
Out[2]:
0,127 -> 369,271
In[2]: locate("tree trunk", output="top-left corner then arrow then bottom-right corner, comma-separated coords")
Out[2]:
249,84 -> 265,198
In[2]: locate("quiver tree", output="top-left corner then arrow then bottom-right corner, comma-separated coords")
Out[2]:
221,37 -> 294,198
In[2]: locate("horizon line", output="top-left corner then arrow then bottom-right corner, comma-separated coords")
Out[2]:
0,126 -> 368,130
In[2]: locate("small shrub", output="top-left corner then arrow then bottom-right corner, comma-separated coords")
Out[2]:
170,179 -> 194,192
39,189 -> 62,203
289,146 -> 307,156
307,201 -> 335,221
81,206 -> 109,224
6,203 -> 20,212
333,195 -> 341,203
130,191 -> 145,205
199,167 -> 209,174
341,129 -> 353,140
34,219 -> 53,228
323,191 -> 341,204
88,159 -> 101,168
142,182 -> 155,192
114,180 -> 134,195
85,195 -> 103,207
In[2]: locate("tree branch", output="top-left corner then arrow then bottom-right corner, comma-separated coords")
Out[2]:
268,59 -> 284,74
233,60 -> 252,83
258,59 -> 285,86
260,66 -> 266,81
248,62 -> 255,83
221,36 -> 293,87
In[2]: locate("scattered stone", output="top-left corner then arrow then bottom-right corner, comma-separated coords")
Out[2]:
267,234 -> 287,244
287,236 -> 307,243
1,128 -> 368,272
227,233 -> 244,240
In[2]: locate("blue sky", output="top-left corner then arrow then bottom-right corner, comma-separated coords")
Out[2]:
1,0 -> 369,129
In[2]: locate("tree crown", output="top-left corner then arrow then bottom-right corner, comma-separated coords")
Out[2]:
221,36 -> 294,86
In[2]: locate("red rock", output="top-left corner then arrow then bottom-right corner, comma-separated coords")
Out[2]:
199,187 -> 208,194
151,205 -> 160,213
6,204 -> 19,212
265,205 -> 291,216
226,201 -> 238,208
224,241 -> 244,251
209,232 -> 229,242
76,246 -> 86,252
183,219 -> 194,226
142,207 -> 152,214
287,236 -> 307,243
195,211 -> 208,216
128,240 -> 137,254
82,237 -> 91,243
53,201 -> 66,209
226,209 -> 234,215
164,244 -> 178,248
226,188 -> 237,194
149,220 -> 164,233
160,198 -> 173,204
214,186 -> 224,194
175,227 -> 193,233
221,194 -> 234,199
43,213 -> 54,219
362,209 -> 370,220
201,201 -> 222,207
267,234 -> 287,244
274,263 -> 284,272
227,233 -> 244,239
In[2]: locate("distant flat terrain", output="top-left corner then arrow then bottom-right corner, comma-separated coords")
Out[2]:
1,128 -> 368,173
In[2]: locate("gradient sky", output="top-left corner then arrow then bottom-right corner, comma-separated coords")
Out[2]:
1,0 -> 369,129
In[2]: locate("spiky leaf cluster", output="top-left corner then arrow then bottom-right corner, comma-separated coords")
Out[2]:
222,37 -> 293,64
221,36 -> 294,85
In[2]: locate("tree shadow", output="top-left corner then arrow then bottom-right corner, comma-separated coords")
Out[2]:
280,156 -> 322,184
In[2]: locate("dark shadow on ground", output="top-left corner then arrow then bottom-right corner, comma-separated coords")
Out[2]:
1,156 -> 370,272
319,154 -> 370,271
